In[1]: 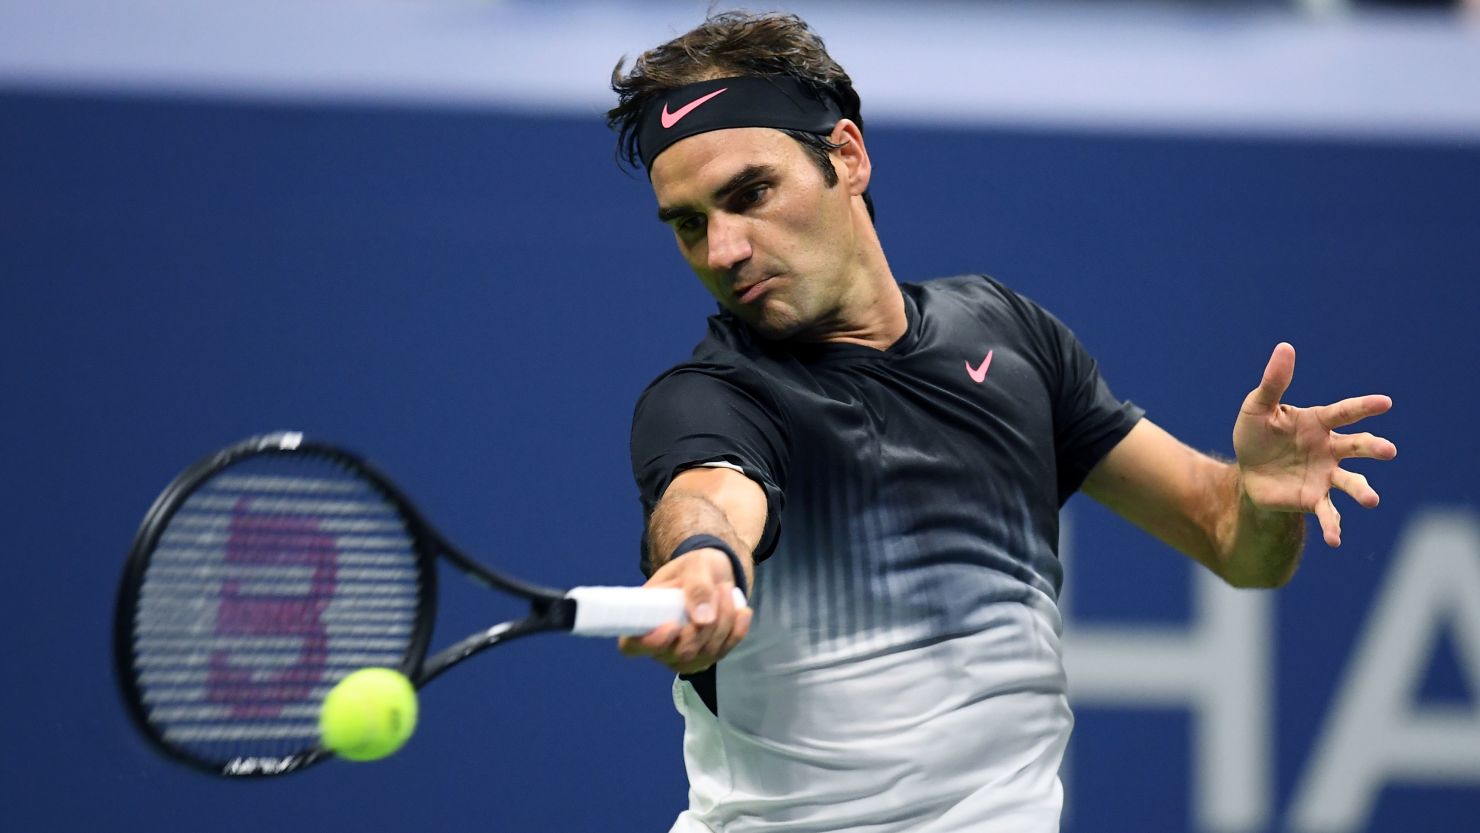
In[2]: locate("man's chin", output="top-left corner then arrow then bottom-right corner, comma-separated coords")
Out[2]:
736,305 -> 806,341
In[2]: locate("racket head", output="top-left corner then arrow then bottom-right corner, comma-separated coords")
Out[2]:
113,433 -> 438,776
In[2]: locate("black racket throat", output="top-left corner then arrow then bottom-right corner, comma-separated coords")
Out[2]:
416,600 -> 575,686
424,526 -> 566,606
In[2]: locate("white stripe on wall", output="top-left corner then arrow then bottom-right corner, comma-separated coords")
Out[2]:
2,0 -> 1477,140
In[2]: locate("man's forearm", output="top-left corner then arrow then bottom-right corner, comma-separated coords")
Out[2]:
621,467 -> 766,673
647,489 -> 756,589
1211,462 -> 1305,588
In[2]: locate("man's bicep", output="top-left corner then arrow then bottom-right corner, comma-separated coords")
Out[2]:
1081,419 -> 1225,570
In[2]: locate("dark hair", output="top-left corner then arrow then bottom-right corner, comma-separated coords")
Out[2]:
607,11 -> 873,218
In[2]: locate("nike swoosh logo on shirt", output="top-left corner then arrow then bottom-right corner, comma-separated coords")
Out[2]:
661,88 -> 729,129
966,350 -> 994,384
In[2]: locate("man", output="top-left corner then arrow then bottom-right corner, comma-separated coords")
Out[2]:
606,12 -> 1396,833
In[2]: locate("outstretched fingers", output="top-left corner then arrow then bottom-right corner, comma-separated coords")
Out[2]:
1315,394 -> 1392,430
1332,467 -> 1380,509
1332,430 -> 1398,461
1244,342 -> 1296,415
1316,465 -> 1384,548
1314,494 -> 1343,548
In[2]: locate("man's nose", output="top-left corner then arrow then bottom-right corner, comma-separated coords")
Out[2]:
706,214 -> 753,272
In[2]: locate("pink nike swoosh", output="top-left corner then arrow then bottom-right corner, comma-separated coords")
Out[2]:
661,88 -> 729,129
966,350 -> 994,384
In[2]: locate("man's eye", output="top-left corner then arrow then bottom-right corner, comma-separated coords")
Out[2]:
678,215 -> 706,234
738,186 -> 768,206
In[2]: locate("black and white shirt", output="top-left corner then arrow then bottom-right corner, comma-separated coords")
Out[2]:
631,275 -> 1143,833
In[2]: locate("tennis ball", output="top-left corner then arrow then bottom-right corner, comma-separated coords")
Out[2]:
319,667 -> 419,761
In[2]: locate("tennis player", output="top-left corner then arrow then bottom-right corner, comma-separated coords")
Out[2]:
608,12 -> 1396,833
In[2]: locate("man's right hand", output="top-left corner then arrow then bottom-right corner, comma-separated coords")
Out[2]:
618,545 -> 752,675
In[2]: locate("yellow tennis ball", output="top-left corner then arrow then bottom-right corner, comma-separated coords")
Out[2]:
319,668 -> 419,761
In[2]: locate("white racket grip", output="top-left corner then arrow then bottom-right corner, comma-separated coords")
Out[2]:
565,586 -> 748,637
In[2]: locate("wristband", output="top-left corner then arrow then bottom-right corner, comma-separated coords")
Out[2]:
670,534 -> 749,599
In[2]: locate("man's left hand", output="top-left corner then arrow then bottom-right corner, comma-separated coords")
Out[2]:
1234,342 -> 1398,547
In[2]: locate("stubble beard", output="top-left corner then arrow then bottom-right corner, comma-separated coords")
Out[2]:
742,279 -> 850,344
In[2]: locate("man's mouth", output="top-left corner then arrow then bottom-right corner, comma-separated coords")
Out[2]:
735,275 -> 776,305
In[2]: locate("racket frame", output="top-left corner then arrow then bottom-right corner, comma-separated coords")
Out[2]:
113,432 -> 575,777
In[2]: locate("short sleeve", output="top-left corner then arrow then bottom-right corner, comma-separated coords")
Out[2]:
630,361 -> 789,576
1017,299 -> 1145,504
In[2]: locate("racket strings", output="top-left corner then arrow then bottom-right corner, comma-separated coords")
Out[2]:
130,455 -> 424,764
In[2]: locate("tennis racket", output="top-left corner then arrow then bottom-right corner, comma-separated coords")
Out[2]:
114,432 -> 737,777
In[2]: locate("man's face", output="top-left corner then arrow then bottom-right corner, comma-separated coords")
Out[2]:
650,127 -> 860,341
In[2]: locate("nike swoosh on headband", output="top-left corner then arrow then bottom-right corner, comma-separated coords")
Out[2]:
661,88 -> 729,129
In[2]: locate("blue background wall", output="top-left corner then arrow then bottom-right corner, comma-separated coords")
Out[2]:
2,89 -> 1476,831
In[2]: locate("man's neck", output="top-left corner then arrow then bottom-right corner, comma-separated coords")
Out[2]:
808,273 -> 906,351
798,223 -> 905,351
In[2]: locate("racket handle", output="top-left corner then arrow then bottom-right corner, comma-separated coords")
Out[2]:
564,586 -> 748,637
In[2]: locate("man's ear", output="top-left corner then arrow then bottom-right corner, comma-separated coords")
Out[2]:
830,119 -> 871,196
